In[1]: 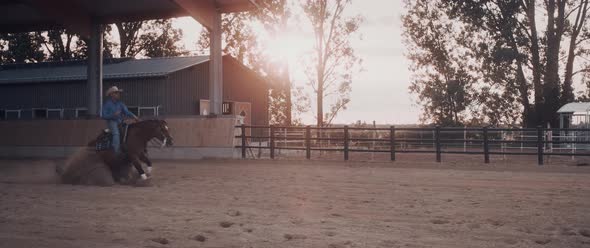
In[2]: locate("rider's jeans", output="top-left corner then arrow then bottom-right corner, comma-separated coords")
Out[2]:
107,120 -> 120,154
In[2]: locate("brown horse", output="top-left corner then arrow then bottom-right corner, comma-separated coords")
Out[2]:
88,119 -> 173,182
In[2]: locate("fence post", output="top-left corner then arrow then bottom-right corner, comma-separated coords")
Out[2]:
390,126 -> 396,161
344,126 -> 350,161
463,126 -> 467,152
435,126 -> 441,162
483,126 -> 490,164
270,125 -> 275,159
537,125 -> 544,165
306,126 -> 311,159
241,124 -> 246,159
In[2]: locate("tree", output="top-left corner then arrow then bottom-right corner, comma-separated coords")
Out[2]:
403,0 -> 590,127
33,25 -> 115,62
115,19 -> 188,58
36,29 -> 87,61
403,1 -> 479,126
301,0 -> 363,127
196,0 -> 293,125
0,32 -> 45,63
0,26 -> 114,64
141,20 -> 189,57
562,0 -> 590,104
267,62 -> 291,125
115,21 -> 144,58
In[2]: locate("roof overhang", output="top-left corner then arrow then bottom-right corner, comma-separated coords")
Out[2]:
557,102 -> 590,114
0,0 -> 259,36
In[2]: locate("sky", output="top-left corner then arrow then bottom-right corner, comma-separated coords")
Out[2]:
172,0 -> 418,125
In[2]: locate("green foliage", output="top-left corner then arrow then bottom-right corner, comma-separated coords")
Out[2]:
0,32 -> 45,63
141,20 -> 189,58
301,0 -> 363,127
196,0 -> 293,125
403,0 -> 590,127
115,19 -> 188,58
0,25 -> 115,63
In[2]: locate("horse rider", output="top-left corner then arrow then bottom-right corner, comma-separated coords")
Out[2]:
102,86 -> 139,155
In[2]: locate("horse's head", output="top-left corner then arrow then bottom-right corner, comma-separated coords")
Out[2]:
155,120 -> 174,147
138,119 -> 174,147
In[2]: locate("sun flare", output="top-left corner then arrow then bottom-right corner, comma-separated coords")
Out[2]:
264,30 -> 311,67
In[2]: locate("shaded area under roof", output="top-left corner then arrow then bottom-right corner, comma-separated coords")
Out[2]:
0,0 -> 258,33
0,56 -> 210,84
557,102 -> 590,114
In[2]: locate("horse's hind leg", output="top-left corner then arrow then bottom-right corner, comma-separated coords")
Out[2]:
138,151 -> 153,175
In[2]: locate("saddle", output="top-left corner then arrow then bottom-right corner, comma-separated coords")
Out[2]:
95,123 -> 129,152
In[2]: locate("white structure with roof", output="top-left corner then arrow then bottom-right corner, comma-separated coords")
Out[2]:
555,102 -> 590,151
557,102 -> 590,129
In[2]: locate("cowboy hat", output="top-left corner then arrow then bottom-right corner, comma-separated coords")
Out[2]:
106,86 -> 123,96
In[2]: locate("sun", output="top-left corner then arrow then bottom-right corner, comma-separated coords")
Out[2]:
264,30 -> 311,68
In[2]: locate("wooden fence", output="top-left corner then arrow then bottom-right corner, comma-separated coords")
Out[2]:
235,125 -> 590,165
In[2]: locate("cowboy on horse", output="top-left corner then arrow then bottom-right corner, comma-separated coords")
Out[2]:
77,86 -> 174,185
102,86 -> 139,155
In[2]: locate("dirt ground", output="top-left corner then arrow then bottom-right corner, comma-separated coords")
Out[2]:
1,157 -> 590,248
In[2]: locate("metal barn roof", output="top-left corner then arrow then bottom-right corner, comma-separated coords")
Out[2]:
0,56 -> 210,84
557,102 -> 590,114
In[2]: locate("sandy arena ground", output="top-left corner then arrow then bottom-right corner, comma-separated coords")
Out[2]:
1,157 -> 590,248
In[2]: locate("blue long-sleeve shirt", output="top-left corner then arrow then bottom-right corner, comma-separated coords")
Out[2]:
102,99 -> 135,123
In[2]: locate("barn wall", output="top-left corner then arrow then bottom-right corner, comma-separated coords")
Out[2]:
0,57 -> 268,123
163,62 -> 209,115
0,81 -> 86,109
0,78 -> 166,110
104,78 -> 166,109
222,58 -> 269,126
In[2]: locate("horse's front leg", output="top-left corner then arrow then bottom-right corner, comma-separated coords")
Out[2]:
130,156 -> 148,180
138,151 -> 153,176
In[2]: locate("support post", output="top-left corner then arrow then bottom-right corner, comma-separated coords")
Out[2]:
270,125 -> 275,159
463,126 -> 467,152
435,126 -> 441,162
306,126 -> 311,159
537,126 -> 544,165
208,11 -> 223,115
390,126 -> 396,161
87,21 -> 103,118
344,126 -> 349,161
483,126 -> 490,164
241,124 -> 246,159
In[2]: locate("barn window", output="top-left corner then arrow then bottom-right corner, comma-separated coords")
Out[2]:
0,110 -> 4,120
127,106 -> 139,116
222,102 -> 233,115
138,106 -> 160,117
33,108 -> 47,119
47,108 -> 64,119
75,108 -> 87,118
5,109 -> 21,120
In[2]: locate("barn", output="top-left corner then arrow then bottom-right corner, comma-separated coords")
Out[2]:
0,55 -> 268,126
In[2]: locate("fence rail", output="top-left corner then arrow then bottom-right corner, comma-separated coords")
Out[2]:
235,125 -> 590,165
